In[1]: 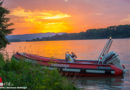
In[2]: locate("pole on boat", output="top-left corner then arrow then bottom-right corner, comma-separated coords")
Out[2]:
98,37 -> 113,64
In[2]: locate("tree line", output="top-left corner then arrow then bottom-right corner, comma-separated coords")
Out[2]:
31,24 -> 130,41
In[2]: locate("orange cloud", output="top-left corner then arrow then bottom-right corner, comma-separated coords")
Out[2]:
42,12 -> 71,20
120,15 -> 130,23
10,7 -> 72,34
11,7 -> 71,20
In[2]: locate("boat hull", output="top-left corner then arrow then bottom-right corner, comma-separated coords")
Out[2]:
12,53 -> 124,77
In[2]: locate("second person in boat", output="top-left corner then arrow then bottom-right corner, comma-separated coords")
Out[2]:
65,51 -> 77,63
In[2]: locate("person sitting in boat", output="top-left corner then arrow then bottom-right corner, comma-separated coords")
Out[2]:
71,52 -> 77,60
65,52 -> 75,63
65,52 -> 69,62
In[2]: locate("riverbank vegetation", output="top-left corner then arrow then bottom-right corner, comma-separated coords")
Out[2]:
0,53 -> 76,90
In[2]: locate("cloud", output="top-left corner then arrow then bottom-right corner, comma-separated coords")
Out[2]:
120,15 -> 130,23
95,13 -> 103,16
10,7 -> 71,21
42,12 -> 71,19
10,7 -> 72,33
10,7 -> 32,17
64,0 -> 69,2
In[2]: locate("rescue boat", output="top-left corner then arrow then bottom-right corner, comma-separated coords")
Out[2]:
12,38 -> 126,77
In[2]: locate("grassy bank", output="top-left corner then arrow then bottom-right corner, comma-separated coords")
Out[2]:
0,53 -> 77,90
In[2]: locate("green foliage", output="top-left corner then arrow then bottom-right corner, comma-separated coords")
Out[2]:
0,31 -> 9,48
0,3 -> 14,49
0,53 -> 76,90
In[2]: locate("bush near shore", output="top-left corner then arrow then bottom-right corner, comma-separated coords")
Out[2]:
0,53 -> 77,90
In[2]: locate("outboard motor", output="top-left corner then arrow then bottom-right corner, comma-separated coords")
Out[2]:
103,51 -> 123,70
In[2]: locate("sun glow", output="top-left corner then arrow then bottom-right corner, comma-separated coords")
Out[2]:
43,13 -> 71,20
43,22 -> 72,33
10,7 -> 72,33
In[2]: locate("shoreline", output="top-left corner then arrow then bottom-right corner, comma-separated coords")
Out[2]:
9,37 -> 130,43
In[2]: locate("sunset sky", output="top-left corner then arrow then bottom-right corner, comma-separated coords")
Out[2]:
3,0 -> 130,35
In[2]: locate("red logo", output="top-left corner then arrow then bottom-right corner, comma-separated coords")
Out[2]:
0,77 -> 3,87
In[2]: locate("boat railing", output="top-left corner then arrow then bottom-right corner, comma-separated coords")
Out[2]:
98,37 -> 113,64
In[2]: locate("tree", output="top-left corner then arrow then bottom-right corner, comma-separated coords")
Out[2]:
0,0 -> 14,49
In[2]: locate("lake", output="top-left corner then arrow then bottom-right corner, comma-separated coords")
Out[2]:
5,39 -> 130,89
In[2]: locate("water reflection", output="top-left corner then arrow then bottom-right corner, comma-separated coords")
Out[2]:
70,76 -> 129,90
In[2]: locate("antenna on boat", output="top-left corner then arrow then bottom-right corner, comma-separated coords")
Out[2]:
98,37 -> 113,64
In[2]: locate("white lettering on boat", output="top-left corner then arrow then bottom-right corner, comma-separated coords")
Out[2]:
25,59 -> 37,63
62,68 -> 80,72
98,67 -> 111,70
86,70 -> 105,74
111,71 -> 115,74
51,64 -> 69,67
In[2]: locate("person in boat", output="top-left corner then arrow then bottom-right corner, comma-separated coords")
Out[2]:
71,52 -> 77,60
65,51 -> 76,63
65,51 -> 70,62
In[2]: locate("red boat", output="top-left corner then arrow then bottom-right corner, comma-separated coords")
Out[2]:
12,38 -> 126,77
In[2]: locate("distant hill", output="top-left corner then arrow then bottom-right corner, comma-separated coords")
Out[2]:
7,25 -> 130,42
30,24 -> 130,41
6,33 -> 65,42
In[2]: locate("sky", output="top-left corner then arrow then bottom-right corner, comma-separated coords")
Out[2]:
3,0 -> 130,35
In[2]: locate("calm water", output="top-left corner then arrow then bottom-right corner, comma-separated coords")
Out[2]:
5,39 -> 130,89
